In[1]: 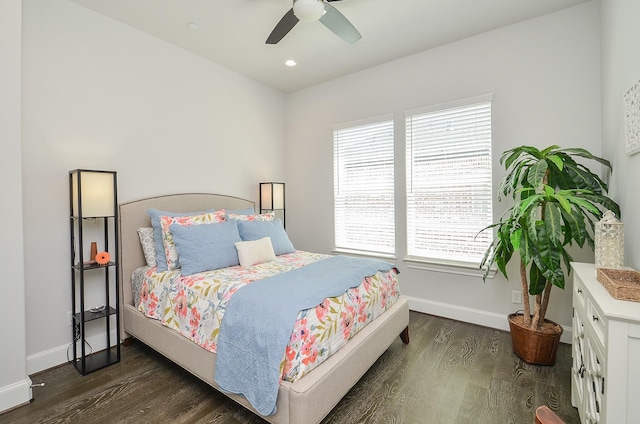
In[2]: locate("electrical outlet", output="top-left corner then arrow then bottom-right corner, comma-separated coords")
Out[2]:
512,290 -> 522,304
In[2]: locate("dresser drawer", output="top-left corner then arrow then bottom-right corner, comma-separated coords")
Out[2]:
586,298 -> 606,349
574,276 -> 587,312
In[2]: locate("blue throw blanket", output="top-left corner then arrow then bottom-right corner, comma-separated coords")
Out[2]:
214,255 -> 394,416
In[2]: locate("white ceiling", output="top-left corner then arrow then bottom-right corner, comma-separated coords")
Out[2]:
69,0 -> 590,93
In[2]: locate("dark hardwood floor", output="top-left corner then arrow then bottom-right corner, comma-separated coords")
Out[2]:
1,312 -> 580,424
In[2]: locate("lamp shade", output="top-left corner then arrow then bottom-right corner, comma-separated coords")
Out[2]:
293,0 -> 325,22
260,182 -> 285,210
70,170 -> 117,218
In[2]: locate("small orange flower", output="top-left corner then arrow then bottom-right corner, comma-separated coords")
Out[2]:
95,251 -> 110,265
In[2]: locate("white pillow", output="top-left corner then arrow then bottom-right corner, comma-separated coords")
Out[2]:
235,237 -> 276,268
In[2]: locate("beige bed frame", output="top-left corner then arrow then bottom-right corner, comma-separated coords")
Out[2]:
118,193 -> 410,424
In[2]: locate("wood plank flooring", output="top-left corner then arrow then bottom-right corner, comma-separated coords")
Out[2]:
1,311 -> 580,424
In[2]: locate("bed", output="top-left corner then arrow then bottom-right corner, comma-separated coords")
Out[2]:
118,193 -> 410,424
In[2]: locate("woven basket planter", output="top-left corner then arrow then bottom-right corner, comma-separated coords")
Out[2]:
508,313 -> 563,366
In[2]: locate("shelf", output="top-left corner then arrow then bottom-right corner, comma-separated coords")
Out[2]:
70,169 -> 121,376
72,261 -> 116,271
70,216 -> 116,220
73,346 -> 119,375
74,306 -> 116,323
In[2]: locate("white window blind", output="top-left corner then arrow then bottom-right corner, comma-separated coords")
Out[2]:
334,117 -> 395,255
406,96 -> 493,265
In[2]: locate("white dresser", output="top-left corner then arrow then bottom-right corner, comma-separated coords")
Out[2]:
571,262 -> 640,423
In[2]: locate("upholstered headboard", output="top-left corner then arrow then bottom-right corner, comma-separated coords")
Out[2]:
118,193 -> 255,311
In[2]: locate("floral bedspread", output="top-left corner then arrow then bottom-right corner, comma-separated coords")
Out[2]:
138,251 -> 400,383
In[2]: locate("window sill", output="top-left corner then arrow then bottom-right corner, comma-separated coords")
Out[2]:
332,248 -> 396,262
403,256 -> 496,278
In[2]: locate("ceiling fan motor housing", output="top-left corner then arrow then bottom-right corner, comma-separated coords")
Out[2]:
293,0 -> 325,22
266,0 -> 359,45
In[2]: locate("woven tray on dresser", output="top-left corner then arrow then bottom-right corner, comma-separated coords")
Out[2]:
596,267 -> 640,302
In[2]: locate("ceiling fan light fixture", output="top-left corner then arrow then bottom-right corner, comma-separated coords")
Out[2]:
293,0 -> 325,23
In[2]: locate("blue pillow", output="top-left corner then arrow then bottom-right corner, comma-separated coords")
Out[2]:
236,219 -> 295,256
169,221 -> 242,276
148,208 -> 214,272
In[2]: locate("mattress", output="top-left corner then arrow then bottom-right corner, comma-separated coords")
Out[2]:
135,250 -> 400,382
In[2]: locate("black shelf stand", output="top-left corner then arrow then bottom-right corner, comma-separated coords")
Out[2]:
69,170 -> 120,375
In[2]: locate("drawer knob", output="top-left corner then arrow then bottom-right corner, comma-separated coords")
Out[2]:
592,315 -> 599,322
578,288 -> 583,294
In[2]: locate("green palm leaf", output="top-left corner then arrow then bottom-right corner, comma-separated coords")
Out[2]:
580,193 -> 621,218
567,196 -> 600,215
546,154 -> 564,171
560,207 -> 586,247
519,226 -> 532,264
541,145 -> 561,155
552,191 -> 572,213
547,164 -> 576,189
559,148 -> 613,169
527,159 -> 548,188
529,263 -> 546,295
544,203 -> 563,247
564,162 -> 603,193
502,149 -> 525,170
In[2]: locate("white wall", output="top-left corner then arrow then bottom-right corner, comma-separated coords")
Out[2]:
285,2 -> 602,339
21,0 -> 286,373
600,0 -> 640,269
0,0 -> 32,413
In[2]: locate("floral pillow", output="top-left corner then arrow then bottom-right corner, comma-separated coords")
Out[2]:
148,207 -> 216,272
137,227 -> 156,267
227,211 -> 274,221
160,210 -> 226,270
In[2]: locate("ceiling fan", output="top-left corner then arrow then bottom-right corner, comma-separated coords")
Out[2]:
266,0 -> 361,45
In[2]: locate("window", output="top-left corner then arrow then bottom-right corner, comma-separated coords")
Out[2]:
405,95 -> 493,266
333,116 -> 395,255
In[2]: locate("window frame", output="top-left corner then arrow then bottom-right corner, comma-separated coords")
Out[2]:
403,94 -> 495,277
332,114 -> 396,258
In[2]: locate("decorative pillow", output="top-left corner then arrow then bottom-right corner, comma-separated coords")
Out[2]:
235,237 -> 277,268
225,207 -> 255,219
236,219 -> 295,256
148,207 -> 216,272
160,210 -> 227,271
170,220 -> 242,275
131,265 -> 151,308
136,227 -> 156,267
228,211 -> 275,222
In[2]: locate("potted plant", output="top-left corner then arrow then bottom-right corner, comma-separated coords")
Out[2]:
480,145 -> 620,365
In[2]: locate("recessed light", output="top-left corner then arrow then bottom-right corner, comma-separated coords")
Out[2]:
285,59 -> 297,67
187,22 -> 200,30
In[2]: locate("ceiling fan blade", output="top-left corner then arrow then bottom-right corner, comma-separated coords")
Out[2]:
319,3 -> 361,44
266,8 -> 299,44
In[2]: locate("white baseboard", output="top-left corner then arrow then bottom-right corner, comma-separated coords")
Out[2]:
27,329 -> 118,375
0,377 -> 32,414
27,344 -> 70,375
405,296 -> 573,344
